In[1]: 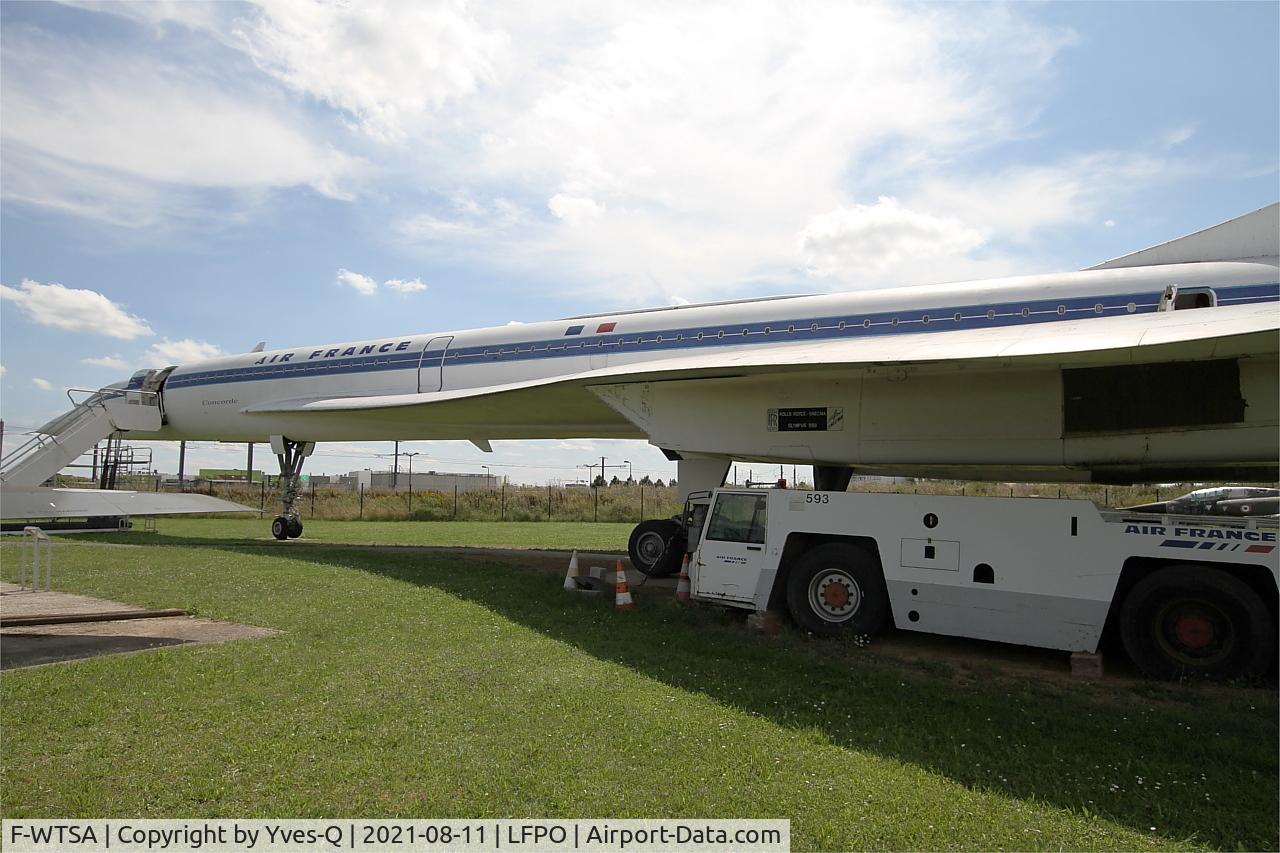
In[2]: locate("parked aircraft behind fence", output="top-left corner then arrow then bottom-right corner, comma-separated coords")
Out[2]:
2,204 -> 1277,560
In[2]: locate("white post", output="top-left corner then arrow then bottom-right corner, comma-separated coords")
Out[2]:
21,526 -> 51,591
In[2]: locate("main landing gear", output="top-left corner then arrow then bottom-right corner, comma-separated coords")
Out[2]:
628,454 -> 730,577
270,436 -> 315,541
628,519 -> 685,577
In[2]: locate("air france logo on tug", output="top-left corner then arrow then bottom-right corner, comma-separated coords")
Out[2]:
1124,523 -> 1276,554
253,340 -> 413,365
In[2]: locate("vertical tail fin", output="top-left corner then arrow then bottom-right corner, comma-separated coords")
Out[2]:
1086,203 -> 1278,270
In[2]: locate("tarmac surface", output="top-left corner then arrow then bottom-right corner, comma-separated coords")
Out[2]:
0,582 -> 277,671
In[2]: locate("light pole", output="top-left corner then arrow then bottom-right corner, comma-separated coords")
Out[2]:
482,464 -> 493,490
623,459 -> 633,483
581,463 -> 601,522
403,451 -> 421,511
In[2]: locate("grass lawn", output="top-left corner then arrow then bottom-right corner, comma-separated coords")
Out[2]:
1,523 -> 1275,851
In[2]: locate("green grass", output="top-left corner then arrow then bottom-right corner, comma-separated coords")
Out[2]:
133,518 -> 635,551
2,528 -> 1276,851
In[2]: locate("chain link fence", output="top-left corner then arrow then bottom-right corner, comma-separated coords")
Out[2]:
128,478 -> 1236,523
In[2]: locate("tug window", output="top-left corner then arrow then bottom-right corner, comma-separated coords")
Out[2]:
706,493 -> 768,544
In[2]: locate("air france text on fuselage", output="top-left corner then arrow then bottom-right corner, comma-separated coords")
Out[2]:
253,340 -> 414,365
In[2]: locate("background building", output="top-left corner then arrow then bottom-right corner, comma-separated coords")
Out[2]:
334,469 -> 499,492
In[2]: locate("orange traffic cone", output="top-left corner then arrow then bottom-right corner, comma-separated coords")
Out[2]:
563,550 -> 581,591
614,560 -> 635,610
675,553 -> 691,603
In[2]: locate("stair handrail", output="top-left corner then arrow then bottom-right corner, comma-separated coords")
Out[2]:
0,388 -> 156,478
0,431 -> 57,474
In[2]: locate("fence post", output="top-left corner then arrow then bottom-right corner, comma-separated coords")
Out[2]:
360,484 -> 365,520
500,481 -> 506,521
260,477 -> 266,510
547,483 -> 552,520
453,485 -> 458,519
640,486 -> 644,522
310,479 -> 316,518
593,484 -> 599,523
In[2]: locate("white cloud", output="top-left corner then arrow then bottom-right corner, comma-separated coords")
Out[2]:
456,3 -> 1078,298
0,365 -> 6,378
0,279 -> 154,339
384,277 -> 427,293
395,196 -> 527,244
0,24 -> 360,227
396,214 -> 484,241
81,355 -> 131,370
235,0 -> 508,141
144,338 -> 225,365
336,268 -> 378,295
909,152 -> 1187,244
548,194 -> 604,225
799,197 -> 986,277
1104,219 -> 1116,228
5,2 -> 1210,302
1162,124 -> 1196,149
335,270 -> 427,294
31,378 -> 52,391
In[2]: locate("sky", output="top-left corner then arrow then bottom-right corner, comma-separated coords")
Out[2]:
1,1 -> 1277,485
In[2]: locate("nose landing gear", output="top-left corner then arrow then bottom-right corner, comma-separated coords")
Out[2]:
269,437 -> 314,540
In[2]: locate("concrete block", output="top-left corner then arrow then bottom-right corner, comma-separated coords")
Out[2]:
1070,651 -> 1104,679
746,610 -> 787,635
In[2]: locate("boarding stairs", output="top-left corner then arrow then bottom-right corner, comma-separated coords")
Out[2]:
0,388 -> 162,489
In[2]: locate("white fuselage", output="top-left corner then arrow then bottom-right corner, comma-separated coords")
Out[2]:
149,261 -> 1278,446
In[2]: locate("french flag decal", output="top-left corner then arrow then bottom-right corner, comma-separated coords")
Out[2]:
596,322 -> 617,333
564,325 -> 584,336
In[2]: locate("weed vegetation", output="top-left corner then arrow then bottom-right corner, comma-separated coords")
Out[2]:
90,479 -> 1199,524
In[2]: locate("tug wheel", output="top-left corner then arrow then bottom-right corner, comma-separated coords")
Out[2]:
1120,565 -> 1273,680
271,516 -> 290,540
786,543 -> 889,637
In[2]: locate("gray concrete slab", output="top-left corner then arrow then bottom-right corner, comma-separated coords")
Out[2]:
0,582 -> 277,670
2,617 -> 279,670
0,582 -> 145,621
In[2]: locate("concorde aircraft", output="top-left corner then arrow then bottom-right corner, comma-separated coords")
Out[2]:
2,204 -> 1277,571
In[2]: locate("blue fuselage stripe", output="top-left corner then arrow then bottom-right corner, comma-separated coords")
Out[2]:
164,281 -> 1280,391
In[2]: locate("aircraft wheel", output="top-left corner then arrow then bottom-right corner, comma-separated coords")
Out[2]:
628,519 -> 684,577
1120,565 -> 1274,680
786,543 -> 889,638
287,518 -> 303,539
271,516 -> 290,540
